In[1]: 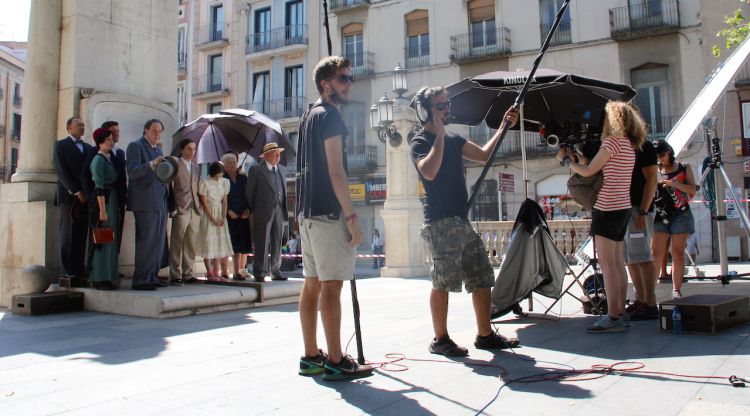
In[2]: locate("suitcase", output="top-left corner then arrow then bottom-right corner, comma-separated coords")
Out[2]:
659,294 -> 749,334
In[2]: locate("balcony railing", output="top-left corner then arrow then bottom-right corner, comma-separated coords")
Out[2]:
450,27 -> 511,62
330,0 -> 370,12
468,131 -> 558,161
474,220 -> 591,266
240,96 -> 306,120
346,51 -> 375,77
404,46 -> 429,69
178,52 -> 187,71
13,95 -> 22,107
347,145 -> 378,173
646,115 -> 680,141
610,0 -> 680,38
245,25 -> 309,55
197,23 -> 228,45
193,73 -> 229,95
540,19 -> 572,46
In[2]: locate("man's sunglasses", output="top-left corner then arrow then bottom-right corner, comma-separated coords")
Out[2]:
329,74 -> 356,84
432,100 -> 452,111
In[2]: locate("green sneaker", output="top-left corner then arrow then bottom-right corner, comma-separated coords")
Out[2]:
322,355 -> 374,381
586,315 -> 626,333
299,349 -> 327,376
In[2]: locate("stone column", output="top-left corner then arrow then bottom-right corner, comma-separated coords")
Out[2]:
380,98 -> 429,278
11,0 -> 61,184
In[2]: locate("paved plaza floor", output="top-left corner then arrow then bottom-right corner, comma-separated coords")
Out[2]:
1,263 -> 749,415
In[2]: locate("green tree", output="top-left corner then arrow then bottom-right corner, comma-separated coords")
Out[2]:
713,0 -> 750,57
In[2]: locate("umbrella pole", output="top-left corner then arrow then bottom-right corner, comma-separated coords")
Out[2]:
466,0 -> 571,215
520,104 -> 528,199
210,123 -> 221,162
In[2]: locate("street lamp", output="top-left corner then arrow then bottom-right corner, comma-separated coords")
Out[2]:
372,92 -> 399,145
392,64 -> 407,98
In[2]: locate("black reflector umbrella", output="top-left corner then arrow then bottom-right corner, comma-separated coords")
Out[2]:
446,69 -> 637,131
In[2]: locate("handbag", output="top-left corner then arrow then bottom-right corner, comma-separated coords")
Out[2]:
92,221 -> 115,244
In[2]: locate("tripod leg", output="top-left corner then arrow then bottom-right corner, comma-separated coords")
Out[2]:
719,166 -> 750,239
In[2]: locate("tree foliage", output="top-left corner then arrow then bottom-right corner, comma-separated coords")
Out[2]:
713,0 -> 750,57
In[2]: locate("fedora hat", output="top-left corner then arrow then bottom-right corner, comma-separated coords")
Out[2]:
69,198 -> 88,224
155,156 -> 180,184
261,142 -> 285,157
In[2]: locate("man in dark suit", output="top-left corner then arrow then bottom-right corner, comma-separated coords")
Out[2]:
246,142 -> 289,282
126,119 -> 169,290
81,121 -> 127,251
53,116 -> 94,285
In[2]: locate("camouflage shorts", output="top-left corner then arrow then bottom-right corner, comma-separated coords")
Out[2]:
420,217 -> 495,293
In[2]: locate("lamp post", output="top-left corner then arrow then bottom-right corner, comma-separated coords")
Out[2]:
377,64 -> 428,278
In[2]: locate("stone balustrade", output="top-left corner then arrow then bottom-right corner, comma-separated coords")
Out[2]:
473,219 -> 592,266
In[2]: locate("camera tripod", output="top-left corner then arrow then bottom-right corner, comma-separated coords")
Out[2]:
544,234 -> 607,315
696,121 -> 750,284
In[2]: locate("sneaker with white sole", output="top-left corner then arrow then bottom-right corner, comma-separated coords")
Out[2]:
672,290 -> 683,300
586,315 -> 626,333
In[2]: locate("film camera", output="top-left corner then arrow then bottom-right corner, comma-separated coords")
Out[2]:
538,106 -> 605,165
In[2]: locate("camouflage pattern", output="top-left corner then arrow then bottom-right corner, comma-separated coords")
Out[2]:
420,217 -> 494,293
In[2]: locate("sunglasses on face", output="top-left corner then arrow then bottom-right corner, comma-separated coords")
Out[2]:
432,100 -> 452,111
329,74 -> 356,84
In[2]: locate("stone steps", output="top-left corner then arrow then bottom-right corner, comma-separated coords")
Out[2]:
59,279 -> 303,319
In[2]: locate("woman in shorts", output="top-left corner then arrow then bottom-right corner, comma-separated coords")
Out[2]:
652,139 -> 697,300
557,101 -> 647,333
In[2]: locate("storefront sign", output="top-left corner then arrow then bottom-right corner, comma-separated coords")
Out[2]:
349,183 -> 366,202
366,178 -> 387,203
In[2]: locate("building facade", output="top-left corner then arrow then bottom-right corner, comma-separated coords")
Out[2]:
0,42 -> 25,183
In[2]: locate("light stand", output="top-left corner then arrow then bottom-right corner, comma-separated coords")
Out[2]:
696,119 -> 750,284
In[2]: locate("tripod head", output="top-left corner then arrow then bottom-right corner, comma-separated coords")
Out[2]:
703,118 -> 723,167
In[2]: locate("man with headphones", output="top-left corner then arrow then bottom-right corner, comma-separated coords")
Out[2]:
295,56 -> 373,381
410,86 -> 520,356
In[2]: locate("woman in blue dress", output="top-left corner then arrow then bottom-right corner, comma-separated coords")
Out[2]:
88,128 -> 120,290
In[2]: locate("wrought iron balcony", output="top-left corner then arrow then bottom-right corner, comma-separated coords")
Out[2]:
346,51 -> 375,78
13,95 -> 22,107
329,0 -> 370,12
646,115 -> 680,141
450,27 -> 511,63
193,73 -> 229,96
540,19 -> 572,47
347,145 -> 378,173
245,25 -> 309,55
610,0 -> 680,40
197,23 -> 228,45
178,52 -> 187,71
240,96 -> 306,120
404,46 -> 429,69
467,131 -> 558,162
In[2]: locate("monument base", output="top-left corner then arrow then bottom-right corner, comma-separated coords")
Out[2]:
0,182 -> 58,308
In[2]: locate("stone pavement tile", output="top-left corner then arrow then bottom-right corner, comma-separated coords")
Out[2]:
48,398 -> 169,416
0,396 -> 68,416
678,400 -> 750,416
152,397 -> 275,416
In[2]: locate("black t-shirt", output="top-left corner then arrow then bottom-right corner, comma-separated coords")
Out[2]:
410,130 -> 468,222
296,99 -> 348,218
630,140 -> 658,209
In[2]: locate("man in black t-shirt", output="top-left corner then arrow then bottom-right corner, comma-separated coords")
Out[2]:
409,86 -> 519,356
295,56 -> 372,381
623,141 -> 659,320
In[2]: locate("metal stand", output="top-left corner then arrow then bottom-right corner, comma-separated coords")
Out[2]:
696,121 -> 750,284
544,235 -> 604,315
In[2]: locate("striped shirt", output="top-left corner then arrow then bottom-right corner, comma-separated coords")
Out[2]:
594,136 -> 635,211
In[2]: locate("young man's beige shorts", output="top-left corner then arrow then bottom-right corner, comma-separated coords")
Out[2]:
300,215 -> 356,281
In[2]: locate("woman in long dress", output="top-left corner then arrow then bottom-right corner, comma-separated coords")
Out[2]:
222,153 -> 252,280
197,161 -> 234,282
88,128 -> 120,290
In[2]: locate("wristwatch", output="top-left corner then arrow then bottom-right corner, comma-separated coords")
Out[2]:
638,209 -> 648,216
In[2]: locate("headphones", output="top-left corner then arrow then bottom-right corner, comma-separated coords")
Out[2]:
411,87 -> 432,124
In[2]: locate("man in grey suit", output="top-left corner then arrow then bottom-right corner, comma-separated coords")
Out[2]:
168,139 -> 202,285
246,142 -> 289,282
126,119 -> 169,290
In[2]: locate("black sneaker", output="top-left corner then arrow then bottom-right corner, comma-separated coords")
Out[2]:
429,335 -> 469,357
299,349 -> 327,376
631,304 -> 660,321
322,355 -> 374,381
474,332 -> 521,350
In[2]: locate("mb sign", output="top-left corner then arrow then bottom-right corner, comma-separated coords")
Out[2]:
498,173 -> 514,193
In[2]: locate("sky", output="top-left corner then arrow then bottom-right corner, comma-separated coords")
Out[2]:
0,0 -> 30,41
